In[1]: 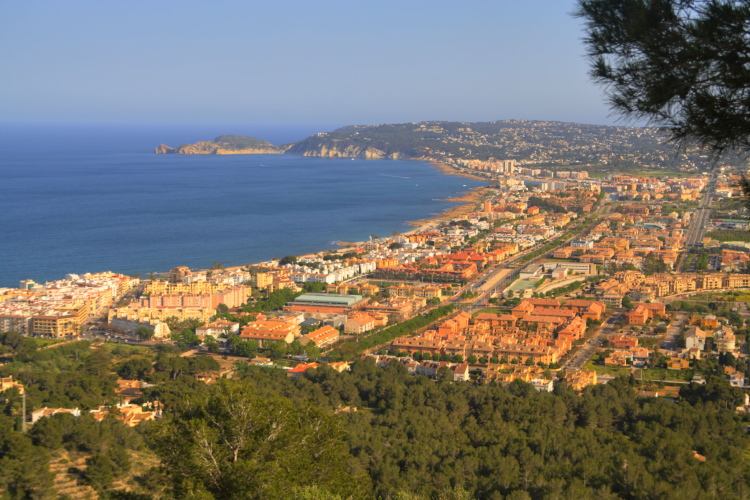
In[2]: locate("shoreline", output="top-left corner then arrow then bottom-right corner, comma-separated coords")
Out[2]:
406,186 -> 490,229
216,158 -> 491,264
332,160 -> 489,248
11,155 -> 490,281
327,185 -> 490,248
424,160 -> 485,181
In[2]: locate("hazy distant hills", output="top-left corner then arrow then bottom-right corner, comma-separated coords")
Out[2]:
288,120 -> 734,170
155,135 -> 282,155
157,121 -> 746,169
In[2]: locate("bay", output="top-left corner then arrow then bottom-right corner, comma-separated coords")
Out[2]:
0,124 -> 484,287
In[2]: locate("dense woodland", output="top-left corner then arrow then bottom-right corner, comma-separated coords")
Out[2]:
1,327 -> 749,499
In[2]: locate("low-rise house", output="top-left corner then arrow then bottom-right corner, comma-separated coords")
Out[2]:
0,375 -> 24,394
196,320 -> 239,338
629,347 -> 649,367
729,372 -> 746,388
667,358 -> 689,370
90,404 -> 156,427
344,312 -> 376,334
115,379 -> 144,403
249,357 -> 274,366
287,362 -> 319,378
452,363 -> 470,382
684,326 -> 706,351
563,370 -> 598,391
626,305 -> 649,325
563,300 -> 605,321
715,327 -> 736,353
240,319 -> 299,347
302,325 -> 340,349
626,302 -> 666,325
31,407 -> 81,424
611,335 -> 639,350
698,314 -> 719,329
681,347 -> 702,360
415,361 -> 452,378
604,351 -> 630,367
328,361 -> 351,373
531,378 -> 554,392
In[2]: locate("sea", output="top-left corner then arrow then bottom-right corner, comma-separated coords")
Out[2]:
0,123 -> 484,288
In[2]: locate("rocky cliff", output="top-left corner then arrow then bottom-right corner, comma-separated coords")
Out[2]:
155,135 -> 282,155
285,133 -> 409,159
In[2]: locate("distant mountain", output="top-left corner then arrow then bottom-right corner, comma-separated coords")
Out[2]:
286,120 -> 744,170
156,121 -> 746,170
155,135 -> 283,155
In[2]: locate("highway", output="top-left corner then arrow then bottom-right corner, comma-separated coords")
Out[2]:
683,169 -> 718,250
562,311 -> 624,370
454,204 -> 610,309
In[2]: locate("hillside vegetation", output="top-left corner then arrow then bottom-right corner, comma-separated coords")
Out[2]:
1,330 -> 748,499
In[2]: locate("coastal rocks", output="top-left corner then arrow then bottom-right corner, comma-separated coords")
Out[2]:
285,137 -> 404,159
154,144 -> 175,154
175,141 -> 222,154
297,144 -> 387,159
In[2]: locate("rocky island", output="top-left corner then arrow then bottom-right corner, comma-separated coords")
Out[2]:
155,134 -> 283,155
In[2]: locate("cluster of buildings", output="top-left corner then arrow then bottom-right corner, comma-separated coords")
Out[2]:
108,278 -> 251,339
553,211 -> 685,270
595,270 -> 750,306
288,260 -> 377,284
29,402 -> 158,427
391,298 -> 605,367
374,250 -> 484,282
0,273 -> 138,338
455,159 -> 517,174
599,311 -> 745,388
348,353 -> 598,392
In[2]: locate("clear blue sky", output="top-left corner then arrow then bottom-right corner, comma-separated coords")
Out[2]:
0,0 -> 619,128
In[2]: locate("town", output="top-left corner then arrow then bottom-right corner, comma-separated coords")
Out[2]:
2,157 -> 750,497
3,159 -> 750,392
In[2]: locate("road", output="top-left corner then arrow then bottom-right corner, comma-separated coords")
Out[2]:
682,170 -> 718,252
563,311 -> 624,370
455,204 -> 609,309
661,311 -> 688,351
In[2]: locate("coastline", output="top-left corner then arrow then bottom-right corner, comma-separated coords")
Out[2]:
333,185 -> 490,248
333,160 -> 488,248
406,186 -> 489,229
222,183 -> 484,266
7,149 -> 489,281
224,158 -> 490,259
154,157 -> 490,272
425,160 -> 485,181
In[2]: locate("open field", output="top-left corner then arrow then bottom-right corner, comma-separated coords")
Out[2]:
583,362 -> 695,382
34,338 -> 65,347
706,229 -> 750,242
582,361 -> 630,378
634,368 -> 694,382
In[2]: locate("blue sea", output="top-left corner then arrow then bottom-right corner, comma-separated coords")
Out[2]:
0,123 -> 483,287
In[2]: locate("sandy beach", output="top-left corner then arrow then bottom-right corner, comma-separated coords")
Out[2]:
407,186 -> 490,229
333,184 -> 491,248
222,159 -> 490,258
426,160 -> 485,181
320,159 -> 495,249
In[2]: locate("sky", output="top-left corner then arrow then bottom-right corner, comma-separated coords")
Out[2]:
0,0 -> 620,130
